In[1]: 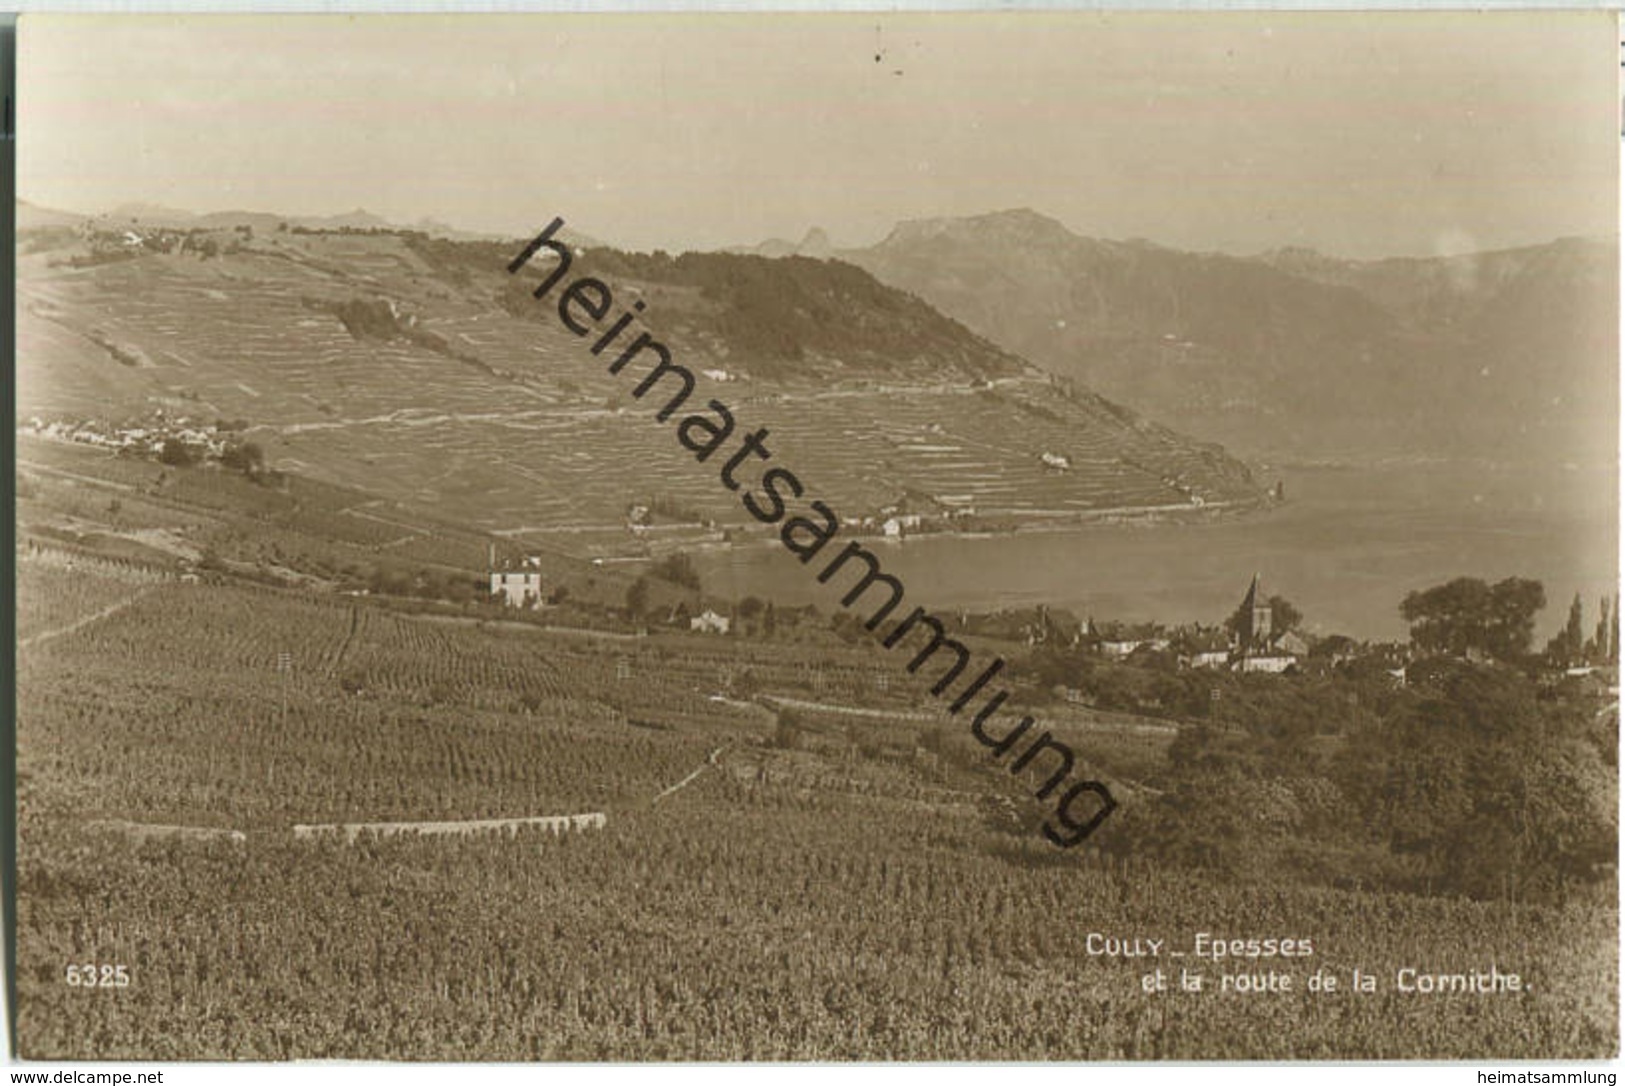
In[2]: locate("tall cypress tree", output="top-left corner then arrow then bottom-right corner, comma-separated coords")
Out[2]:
1564,593 -> 1585,661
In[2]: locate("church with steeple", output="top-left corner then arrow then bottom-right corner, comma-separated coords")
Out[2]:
1232,572 -> 1306,673
1237,572 -> 1273,651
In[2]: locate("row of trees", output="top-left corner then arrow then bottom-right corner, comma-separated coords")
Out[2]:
1546,592 -> 1620,667
1401,576 -> 1620,668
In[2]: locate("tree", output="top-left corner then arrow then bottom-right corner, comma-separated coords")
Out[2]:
1484,577 -> 1546,660
220,440 -> 266,480
1590,595 -> 1617,664
1024,644 -> 1091,691
370,567 -> 410,596
650,551 -> 701,592
771,710 -> 805,750
625,576 -> 651,617
1335,659 -> 1611,900
1403,577 -> 1487,655
158,437 -> 197,467
1310,633 -> 1357,659
1566,593 -> 1586,653
1609,596 -> 1621,662
1269,596 -> 1303,636
1548,593 -> 1586,665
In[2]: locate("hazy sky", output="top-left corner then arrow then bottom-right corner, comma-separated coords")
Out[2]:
18,12 -> 1619,258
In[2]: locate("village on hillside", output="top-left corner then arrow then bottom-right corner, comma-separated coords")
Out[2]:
21,413 -> 263,472
486,537 -> 1620,709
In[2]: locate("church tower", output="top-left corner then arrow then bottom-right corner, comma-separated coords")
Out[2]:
1239,573 -> 1272,651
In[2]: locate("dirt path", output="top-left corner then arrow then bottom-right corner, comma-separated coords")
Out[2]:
375,533 -> 428,550
761,695 -> 936,722
327,605 -> 364,675
18,459 -> 139,493
21,588 -> 155,650
651,745 -> 728,804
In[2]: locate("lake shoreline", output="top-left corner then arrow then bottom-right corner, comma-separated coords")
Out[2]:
683,461 -> 1618,644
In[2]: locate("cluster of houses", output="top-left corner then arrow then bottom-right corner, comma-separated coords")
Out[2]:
988,574 -> 1379,676
479,554 -> 1612,702
1083,575 -> 1312,673
1086,625 -> 1308,672
73,223 -> 244,260
484,554 -> 1322,669
22,414 -> 242,463
848,504 -> 981,540
487,551 -> 736,635
484,539 -> 1613,688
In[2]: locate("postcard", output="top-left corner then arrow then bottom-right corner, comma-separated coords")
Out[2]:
11,11 -> 1619,1062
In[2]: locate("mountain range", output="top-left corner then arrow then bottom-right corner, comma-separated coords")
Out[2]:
20,192 -> 1612,537
745,209 -> 1617,466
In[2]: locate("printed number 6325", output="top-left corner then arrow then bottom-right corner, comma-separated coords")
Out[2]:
65,964 -> 130,988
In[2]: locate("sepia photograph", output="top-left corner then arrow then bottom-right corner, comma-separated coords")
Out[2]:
9,11 -> 1620,1062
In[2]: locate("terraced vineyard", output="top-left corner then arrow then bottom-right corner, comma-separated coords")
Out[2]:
16,558 -> 164,644
18,230 -> 1264,534
16,581 -> 741,828
13,564 -> 1618,1060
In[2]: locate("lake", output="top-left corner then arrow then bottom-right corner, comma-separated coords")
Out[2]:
690,461 -> 1619,643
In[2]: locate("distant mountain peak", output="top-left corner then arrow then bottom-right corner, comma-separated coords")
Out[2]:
878,207 -> 1077,249
977,207 -> 1069,229
845,213 -> 1617,466
725,227 -> 834,259
320,208 -> 392,228
798,226 -> 833,258
107,201 -> 198,223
